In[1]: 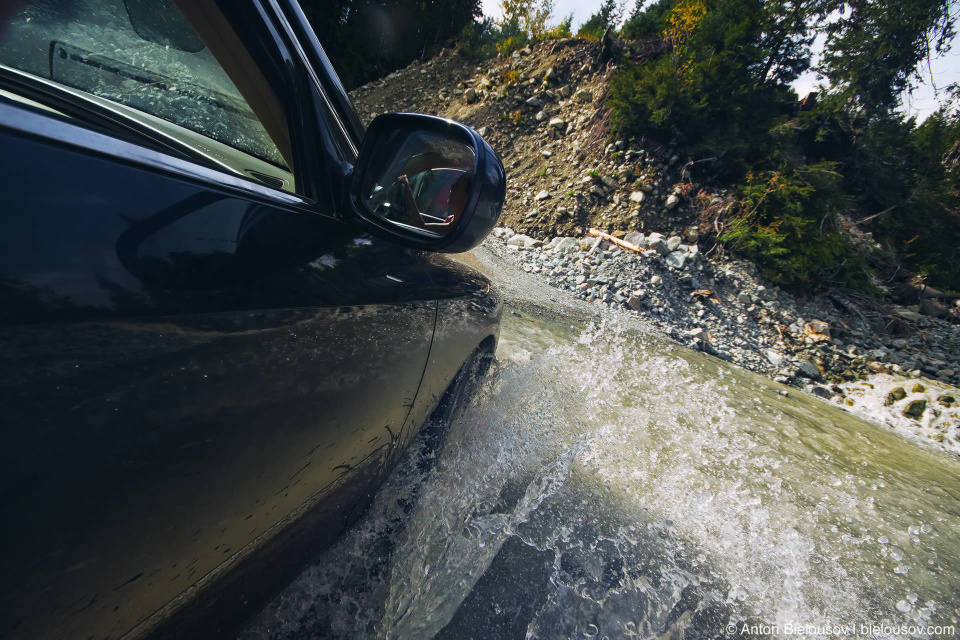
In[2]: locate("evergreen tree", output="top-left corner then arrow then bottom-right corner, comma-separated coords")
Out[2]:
821,0 -> 956,115
620,0 -> 674,40
300,0 -> 481,89
577,0 -> 624,39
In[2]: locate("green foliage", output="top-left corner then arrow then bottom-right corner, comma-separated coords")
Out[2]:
788,95 -> 960,291
721,163 -> 877,291
610,0 -> 792,177
577,0 -> 622,40
544,13 -> 573,39
301,0 -> 481,89
605,0 -> 960,294
821,0 -> 956,115
460,1 -> 570,60
459,18 -> 500,59
755,0 -> 818,86
621,0 -> 673,40
861,111 -> 960,290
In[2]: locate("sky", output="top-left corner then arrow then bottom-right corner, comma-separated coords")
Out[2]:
480,0 -> 960,120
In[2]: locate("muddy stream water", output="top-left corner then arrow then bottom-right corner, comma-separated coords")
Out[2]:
238,246 -> 960,640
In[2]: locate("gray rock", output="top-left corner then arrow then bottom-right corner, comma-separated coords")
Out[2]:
626,295 -> 644,310
756,286 -> 777,302
491,227 -> 515,239
506,234 -> 539,249
577,89 -> 593,103
665,194 -> 680,210
526,96 -> 543,109
649,238 -> 670,256
737,292 -> 752,305
629,191 -> 645,204
666,236 -> 682,251
804,319 -> 830,337
549,237 -> 579,252
812,386 -> 833,399
535,111 -> 547,122
549,118 -> 567,130
477,126 -> 493,137
559,85 -> 573,98
798,360 -> 822,380
535,190 -> 550,201
665,251 -> 687,269
683,227 -> 699,243
623,231 -> 645,246
464,88 -> 477,103
766,350 -> 786,367
896,309 -> 924,322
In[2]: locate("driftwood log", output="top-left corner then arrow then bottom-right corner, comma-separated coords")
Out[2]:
588,228 -> 644,254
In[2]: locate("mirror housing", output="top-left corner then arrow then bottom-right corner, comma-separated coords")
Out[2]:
348,113 -> 505,253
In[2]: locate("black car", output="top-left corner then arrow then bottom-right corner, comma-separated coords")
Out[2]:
0,1 -> 505,638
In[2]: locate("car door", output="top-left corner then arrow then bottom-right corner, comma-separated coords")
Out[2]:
0,2 -> 436,639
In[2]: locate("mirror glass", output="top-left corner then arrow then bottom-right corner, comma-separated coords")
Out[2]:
360,130 -> 475,237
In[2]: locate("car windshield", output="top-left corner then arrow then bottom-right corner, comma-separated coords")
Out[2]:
0,0 -> 289,169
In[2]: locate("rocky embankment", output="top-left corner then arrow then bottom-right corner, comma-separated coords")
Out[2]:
348,40 -> 960,452
484,227 -> 960,452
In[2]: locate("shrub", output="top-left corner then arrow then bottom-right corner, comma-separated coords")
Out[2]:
721,162 -> 878,292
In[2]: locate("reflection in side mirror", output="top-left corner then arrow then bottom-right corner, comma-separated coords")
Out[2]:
362,134 -> 475,237
350,113 -> 506,253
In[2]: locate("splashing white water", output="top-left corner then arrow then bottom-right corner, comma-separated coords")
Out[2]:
240,311 -> 960,640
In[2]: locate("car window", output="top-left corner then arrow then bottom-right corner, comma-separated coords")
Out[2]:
0,0 -> 293,174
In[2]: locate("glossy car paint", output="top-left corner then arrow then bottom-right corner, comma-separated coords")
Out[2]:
0,1 -> 502,639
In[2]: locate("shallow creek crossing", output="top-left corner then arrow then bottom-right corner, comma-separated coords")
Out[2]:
238,245 -> 960,640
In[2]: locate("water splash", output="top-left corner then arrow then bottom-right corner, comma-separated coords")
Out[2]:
239,312 -> 960,639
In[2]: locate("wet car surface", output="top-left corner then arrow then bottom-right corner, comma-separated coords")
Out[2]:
0,1 -> 504,639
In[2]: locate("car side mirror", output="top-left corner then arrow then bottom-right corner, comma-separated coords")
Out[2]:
348,113 -> 506,253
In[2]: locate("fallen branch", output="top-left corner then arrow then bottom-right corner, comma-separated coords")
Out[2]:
589,228 -> 644,254
918,284 -> 960,300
